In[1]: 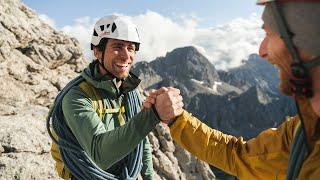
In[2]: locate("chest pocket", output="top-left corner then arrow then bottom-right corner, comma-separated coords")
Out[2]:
78,81 -> 126,126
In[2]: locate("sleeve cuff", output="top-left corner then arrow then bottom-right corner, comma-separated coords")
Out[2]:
168,117 -> 178,127
151,105 -> 161,123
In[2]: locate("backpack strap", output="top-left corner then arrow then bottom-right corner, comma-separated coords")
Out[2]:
79,81 -> 104,118
78,81 -> 126,125
117,106 -> 126,126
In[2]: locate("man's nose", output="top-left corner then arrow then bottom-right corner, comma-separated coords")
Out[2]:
259,37 -> 268,59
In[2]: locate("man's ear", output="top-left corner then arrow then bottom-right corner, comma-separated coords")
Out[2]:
93,47 -> 102,60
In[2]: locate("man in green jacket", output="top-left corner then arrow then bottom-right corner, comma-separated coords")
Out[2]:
49,15 -> 184,179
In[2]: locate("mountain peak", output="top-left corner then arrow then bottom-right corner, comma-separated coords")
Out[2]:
168,46 -> 200,55
147,46 -> 220,85
164,46 -> 208,65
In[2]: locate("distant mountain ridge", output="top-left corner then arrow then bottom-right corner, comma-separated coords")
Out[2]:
218,54 -> 280,95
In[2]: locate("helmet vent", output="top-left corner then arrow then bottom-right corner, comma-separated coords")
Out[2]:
111,23 -> 117,33
91,15 -> 141,50
93,30 -> 98,36
100,25 -> 104,31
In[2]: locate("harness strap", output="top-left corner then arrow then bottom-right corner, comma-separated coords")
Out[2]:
79,81 -> 126,126
79,81 -> 101,117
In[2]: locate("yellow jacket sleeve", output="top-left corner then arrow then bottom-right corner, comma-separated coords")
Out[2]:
170,110 -> 300,180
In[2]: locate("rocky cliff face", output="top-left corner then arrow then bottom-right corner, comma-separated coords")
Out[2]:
0,0 -> 214,179
0,0 -> 85,179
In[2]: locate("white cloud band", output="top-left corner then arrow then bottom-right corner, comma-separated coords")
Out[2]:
55,11 -> 263,70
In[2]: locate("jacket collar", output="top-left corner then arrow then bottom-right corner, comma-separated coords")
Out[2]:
81,60 -> 141,99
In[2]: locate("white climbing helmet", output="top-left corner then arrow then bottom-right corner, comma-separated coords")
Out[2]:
256,0 -> 274,5
91,15 -> 141,51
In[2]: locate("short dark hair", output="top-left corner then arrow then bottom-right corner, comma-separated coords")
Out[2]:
91,38 -> 108,52
91,38 -> 140,52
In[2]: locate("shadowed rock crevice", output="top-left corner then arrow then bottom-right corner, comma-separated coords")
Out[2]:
1,145 -> 48,155
1,146 -> 17,154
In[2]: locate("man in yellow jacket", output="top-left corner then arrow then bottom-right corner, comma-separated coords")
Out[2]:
144,0 -> 320,179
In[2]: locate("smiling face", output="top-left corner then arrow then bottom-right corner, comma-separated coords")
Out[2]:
98,38 -> 136,79
259,25 -> 293,96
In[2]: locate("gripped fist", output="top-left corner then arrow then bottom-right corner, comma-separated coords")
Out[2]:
142,87 -> 184,123
154,87 -> 184,122
142,88 -> 167,109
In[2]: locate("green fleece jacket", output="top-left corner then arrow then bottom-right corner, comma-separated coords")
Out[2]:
61,61 -> 159,179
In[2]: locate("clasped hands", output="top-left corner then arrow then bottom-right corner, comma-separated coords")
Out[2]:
142,87 -> 184,124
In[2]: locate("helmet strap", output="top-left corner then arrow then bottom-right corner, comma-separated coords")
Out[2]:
97,48 -> 109,73
97,48 -> 123,82
270,2 -> 319,98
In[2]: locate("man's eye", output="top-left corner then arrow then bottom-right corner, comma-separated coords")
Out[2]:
128,46 -> 135,52
113,46 -> 122,49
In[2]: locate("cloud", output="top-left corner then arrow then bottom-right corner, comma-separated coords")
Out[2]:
61,17 -> 97,59
39,14 -> 56,27
60,12 -> 263,70
194,14 -> 264,70
130,11 -> 198,63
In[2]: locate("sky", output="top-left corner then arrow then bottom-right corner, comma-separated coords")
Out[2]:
22,0 -> 265,70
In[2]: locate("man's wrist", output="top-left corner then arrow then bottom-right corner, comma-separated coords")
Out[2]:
168,116 -> 179,127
